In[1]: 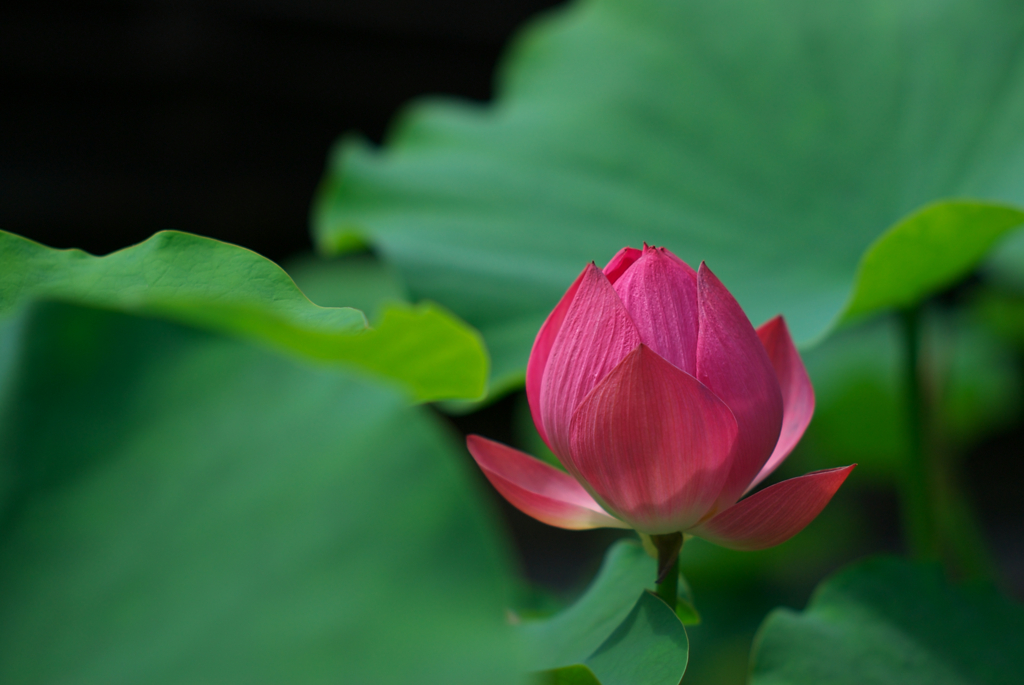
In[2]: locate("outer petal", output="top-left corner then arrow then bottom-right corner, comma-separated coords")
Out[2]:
526,248 -> 642,449
690,465 -> 855,550
526,269 -> 585,450
466,435 -> 628,530
568,344 -> 739,534
613,245 -> 699,376
745,316 -> 816,492
540,264 -> 642,459
696,263 -> 784,510
602,246 -> 643,284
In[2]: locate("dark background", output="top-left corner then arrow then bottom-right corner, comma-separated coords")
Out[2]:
0,0 -> 563,261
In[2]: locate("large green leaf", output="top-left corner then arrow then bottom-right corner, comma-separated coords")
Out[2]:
0,230 -> 487,402
315,0 -> 1024,390
0,302 -> 521,684
284,253 -> 410,322
521,541 -> 688,685
749,556 -> 1024,685
839,202 -> 1024,326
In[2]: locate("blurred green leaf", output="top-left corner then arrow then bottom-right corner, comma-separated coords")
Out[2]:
542,664 -> 602,685
798,321 -> 910,482
0,230 -> 487,402
314,0 -> 1024,391
522,541 -> 652,669
932,309 -> 1022,442
538,594 -> 687,685
976,287 -> 1024,348
521,541 -> 688,685
986,227 -> 1024,291
0,302 -> 521,684
284,253 -> 410,322
840,202 -> 1024,324
674,598 -> 701,626
796,310 -> 1021,483
514,392 -> 566,471
584,593 -> 687,685
750,556 -> 1024,685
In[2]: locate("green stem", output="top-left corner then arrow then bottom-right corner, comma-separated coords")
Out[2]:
900,307 -> 938,560
655,558 -> 679,610
651,533 -> 682,611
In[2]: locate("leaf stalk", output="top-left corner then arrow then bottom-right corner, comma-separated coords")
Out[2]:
900,306 -> 939,560
651,532 -> 682,610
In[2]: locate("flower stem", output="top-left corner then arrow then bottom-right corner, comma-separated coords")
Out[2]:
651,533 -> 682,611
900,307 -> 938,560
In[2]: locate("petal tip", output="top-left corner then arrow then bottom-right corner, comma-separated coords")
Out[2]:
465,435 -> 628,531
692,464 -> 854,551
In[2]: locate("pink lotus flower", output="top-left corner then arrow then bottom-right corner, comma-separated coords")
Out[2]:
467,245 -> 853,551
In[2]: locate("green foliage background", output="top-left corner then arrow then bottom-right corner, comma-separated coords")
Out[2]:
3,0 -> 1024,683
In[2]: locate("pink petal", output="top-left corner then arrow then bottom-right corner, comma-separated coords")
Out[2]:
540,264 -> 643,459
567,345 -> 738,534
602,246 -> 643,284
526,269 -> 585,450
526,247 -> 642,450
690,465 -> 855,550
612,245 -> 699,376
696,263 -> 784,510
466,435 -> 628,530
745,316 -> 816,492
